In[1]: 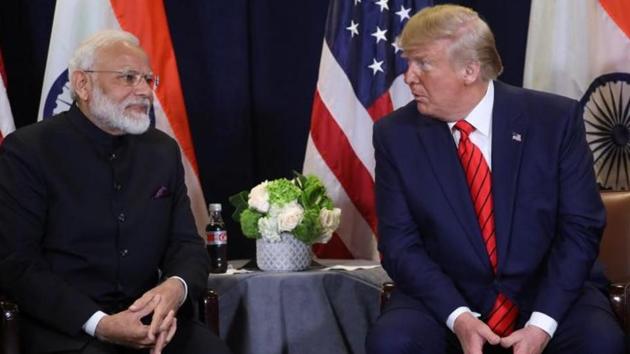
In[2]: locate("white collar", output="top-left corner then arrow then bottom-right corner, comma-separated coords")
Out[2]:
448,80 -> 494,137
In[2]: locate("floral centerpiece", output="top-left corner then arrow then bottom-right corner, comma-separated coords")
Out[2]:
230,173 -> 341,271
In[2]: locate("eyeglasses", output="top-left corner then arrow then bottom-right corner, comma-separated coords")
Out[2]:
84,70 -> 160,90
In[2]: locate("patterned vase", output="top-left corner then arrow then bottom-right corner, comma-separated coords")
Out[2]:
256,233 -> 311,272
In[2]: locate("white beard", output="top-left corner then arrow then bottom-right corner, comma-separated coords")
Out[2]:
89,86 -> 151,135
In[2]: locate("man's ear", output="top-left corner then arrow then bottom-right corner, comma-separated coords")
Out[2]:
462,60 -> 481,85
71,71 -> 91,101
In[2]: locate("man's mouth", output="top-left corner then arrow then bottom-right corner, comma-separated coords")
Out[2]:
125,102 -> 150,113
414,95 -> 428,102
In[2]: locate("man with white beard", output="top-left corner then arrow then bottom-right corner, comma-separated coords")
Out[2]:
0,30 -> 231,354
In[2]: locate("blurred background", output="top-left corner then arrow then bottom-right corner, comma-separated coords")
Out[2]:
0,0 -> 532,259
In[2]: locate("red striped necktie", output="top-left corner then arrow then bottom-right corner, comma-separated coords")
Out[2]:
454,120 -> 518,336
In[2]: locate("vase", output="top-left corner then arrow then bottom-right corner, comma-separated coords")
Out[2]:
256,232 -> 312,272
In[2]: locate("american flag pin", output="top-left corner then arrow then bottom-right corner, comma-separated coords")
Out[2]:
512,132 -> 522,142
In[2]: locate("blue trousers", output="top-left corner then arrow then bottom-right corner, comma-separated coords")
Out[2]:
366,285 -> 625,354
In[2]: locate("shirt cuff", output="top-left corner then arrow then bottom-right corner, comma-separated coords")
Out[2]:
170,276 -> 188,306
82,311 -> 107,336
525,311 -> 557,338
446,306 -> 480,332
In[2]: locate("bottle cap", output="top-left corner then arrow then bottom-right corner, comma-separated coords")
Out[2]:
209,203 -> 222,211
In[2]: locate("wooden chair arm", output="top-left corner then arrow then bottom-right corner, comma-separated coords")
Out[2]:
0,298 -> 20,354
609,281 -> 630,334
200,289 -> 220,336
380,282 -> 395,312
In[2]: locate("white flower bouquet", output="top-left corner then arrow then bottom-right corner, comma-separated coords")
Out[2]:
229,173 -> 341,245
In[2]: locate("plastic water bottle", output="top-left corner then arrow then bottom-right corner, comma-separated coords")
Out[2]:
206,203 -> 227,273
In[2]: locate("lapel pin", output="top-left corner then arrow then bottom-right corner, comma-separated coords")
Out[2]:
512,132 -> 522,142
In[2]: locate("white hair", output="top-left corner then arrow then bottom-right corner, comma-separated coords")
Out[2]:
68,30 -> 140,99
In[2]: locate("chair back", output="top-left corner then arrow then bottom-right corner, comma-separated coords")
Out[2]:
599,191 -> 630,283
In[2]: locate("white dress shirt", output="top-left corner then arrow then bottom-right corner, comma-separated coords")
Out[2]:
444,81 -> 557,338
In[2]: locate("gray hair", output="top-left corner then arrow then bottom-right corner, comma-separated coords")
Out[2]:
400,4 -> 503,81
68,30 -> 140,99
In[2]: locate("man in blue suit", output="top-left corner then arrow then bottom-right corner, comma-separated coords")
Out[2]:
367,4 -> 624,354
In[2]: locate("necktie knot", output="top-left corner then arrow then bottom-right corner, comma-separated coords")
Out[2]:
454,120 -> 475,138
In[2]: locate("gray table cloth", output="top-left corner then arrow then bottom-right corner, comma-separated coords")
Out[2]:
207,260 -> 391,354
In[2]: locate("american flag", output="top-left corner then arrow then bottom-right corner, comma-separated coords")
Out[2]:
304,0 -> 432,260
0,49 -> 16,144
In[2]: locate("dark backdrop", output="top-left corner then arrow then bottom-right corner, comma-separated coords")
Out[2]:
0,0 -> 531,259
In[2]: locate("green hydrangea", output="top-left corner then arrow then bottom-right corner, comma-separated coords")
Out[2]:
267,178 -> 301,206
240,209 -> 262,238
230,173 -> 340,244
292,208 -> 322,244
298,174 -> 333,211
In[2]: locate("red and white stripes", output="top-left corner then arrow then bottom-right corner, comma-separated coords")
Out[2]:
0,50 -> 15,143
304,41 -> 411,260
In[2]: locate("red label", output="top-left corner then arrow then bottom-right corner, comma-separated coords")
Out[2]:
207,230 -> 227,245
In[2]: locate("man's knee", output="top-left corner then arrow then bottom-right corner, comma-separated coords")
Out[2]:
165,319 -> 231,354
366,308 -> 450,354
552,304 -> 626,354
366,320 -> 419,354
578,322 -> 625,354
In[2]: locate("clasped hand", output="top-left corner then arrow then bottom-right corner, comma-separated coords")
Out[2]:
94,278 -> 185,354
453,313 -> 550,354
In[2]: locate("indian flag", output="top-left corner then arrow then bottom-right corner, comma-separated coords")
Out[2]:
524,0 -> 630,191
38,0 -> 209,234
523,0 -> 630,100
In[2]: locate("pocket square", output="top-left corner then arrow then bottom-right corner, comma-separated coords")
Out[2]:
152,185 -> 171,199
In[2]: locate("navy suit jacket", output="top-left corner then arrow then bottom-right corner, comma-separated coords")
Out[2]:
373,81 -> 606,325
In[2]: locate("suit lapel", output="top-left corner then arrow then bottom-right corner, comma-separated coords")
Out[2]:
491,82 -> 528,273
417,119 -> 491,268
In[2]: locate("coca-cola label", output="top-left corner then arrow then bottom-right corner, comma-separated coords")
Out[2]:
207,230 -> 227,245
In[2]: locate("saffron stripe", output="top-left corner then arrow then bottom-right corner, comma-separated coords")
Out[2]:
110,0 -> 199,174
600,0 -> 630,39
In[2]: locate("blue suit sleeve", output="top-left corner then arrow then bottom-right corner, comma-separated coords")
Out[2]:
373,121 -> 468,322
532,101 -> 606,321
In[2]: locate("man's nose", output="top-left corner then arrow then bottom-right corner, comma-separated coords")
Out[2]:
404,67 -> 417,85
133,78 -> 153,96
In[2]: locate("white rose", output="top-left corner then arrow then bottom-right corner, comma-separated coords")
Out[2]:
318,230 -> 334,244
248,181 -> 270,213
319,208 -> 341,232
276,201 -> 304,232
268,203 -> 282,217
258,216 -> 281,242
